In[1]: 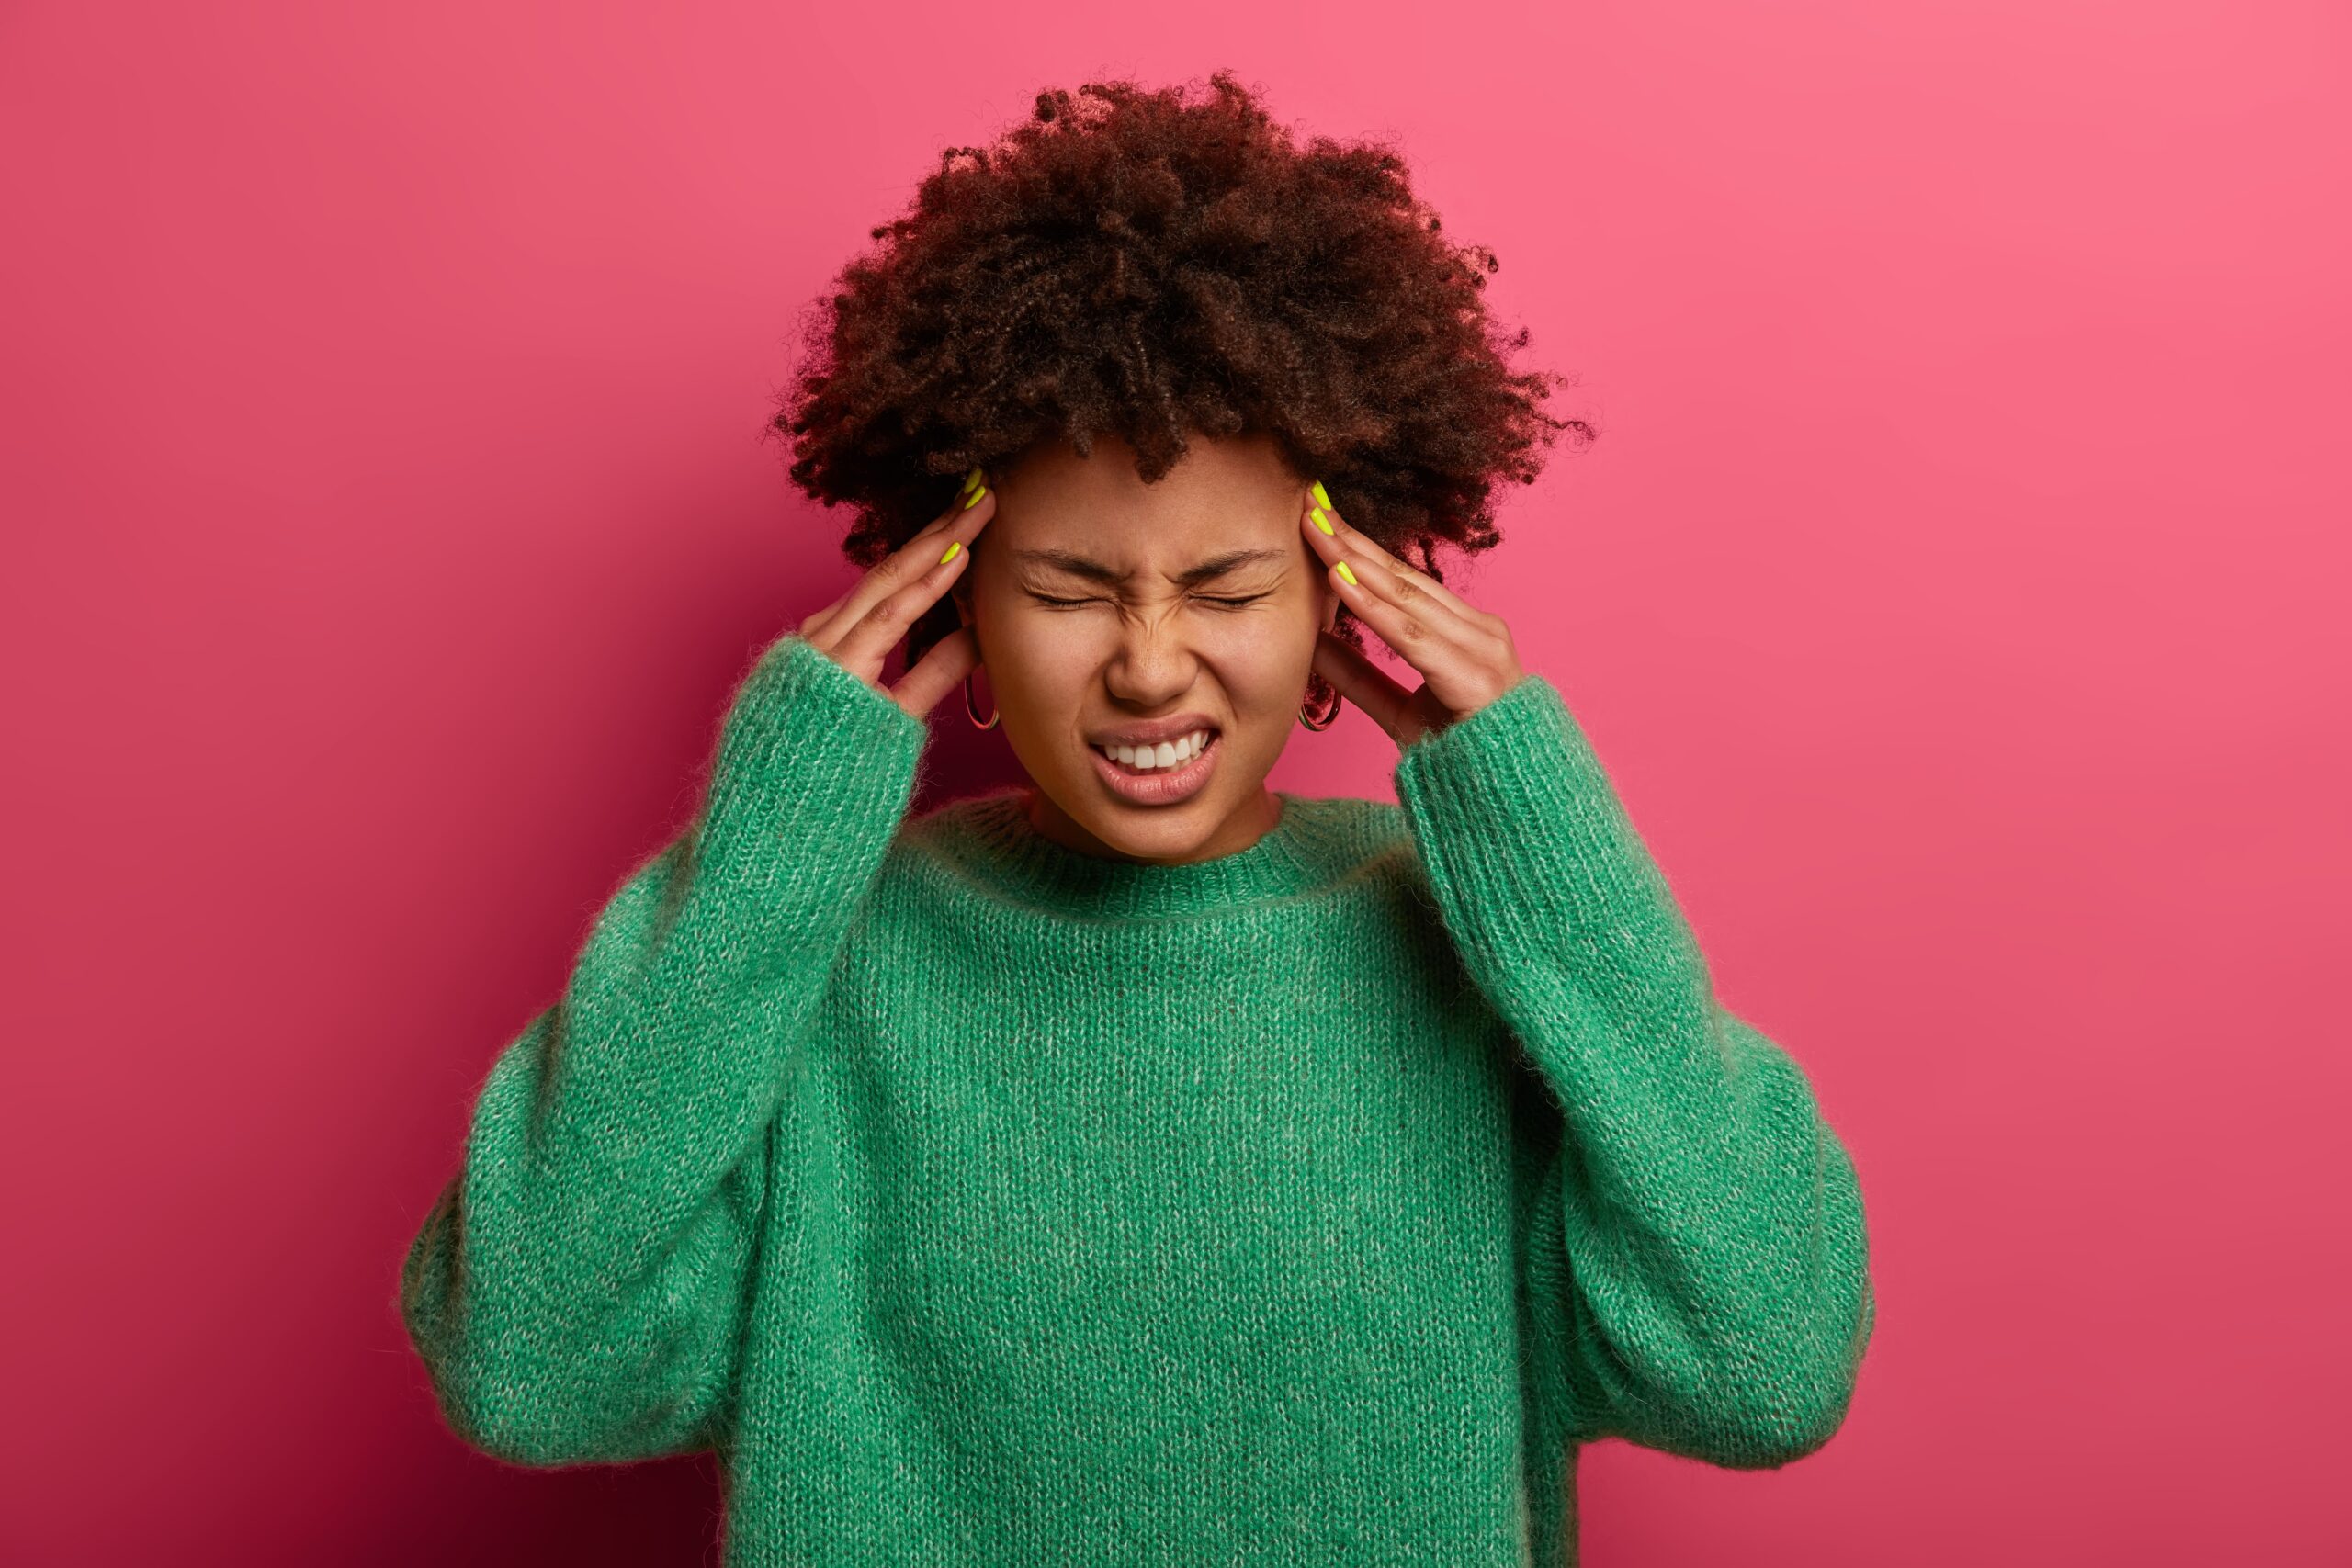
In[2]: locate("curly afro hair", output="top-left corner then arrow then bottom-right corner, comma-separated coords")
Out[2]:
772,69 -> 1594,674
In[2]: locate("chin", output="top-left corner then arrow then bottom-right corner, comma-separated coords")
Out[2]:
1074,791 -> 1228,859
1030,752 -> 1255,864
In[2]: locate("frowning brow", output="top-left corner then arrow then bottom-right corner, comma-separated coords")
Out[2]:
1012,547 -> 1288,587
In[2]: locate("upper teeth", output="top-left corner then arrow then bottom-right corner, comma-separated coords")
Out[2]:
1098,730 -> 1211,770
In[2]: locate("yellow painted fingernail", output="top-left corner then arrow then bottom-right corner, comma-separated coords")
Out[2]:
1310,479 -> 1332,509
961,466 -> 986,495
1311,506 -> 1334,535
939,539 -> 961,564
1335,560 -> 1357,585
962,483 -> 988,510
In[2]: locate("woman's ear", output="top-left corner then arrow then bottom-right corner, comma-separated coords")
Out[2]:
1317,581 -> 1340,635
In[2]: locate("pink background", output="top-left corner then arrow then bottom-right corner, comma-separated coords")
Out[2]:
5,2 -> 2346,1562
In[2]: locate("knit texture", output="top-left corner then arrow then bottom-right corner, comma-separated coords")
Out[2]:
400,632 -> 1875,1566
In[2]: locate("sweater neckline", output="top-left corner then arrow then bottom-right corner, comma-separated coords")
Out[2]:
943,789 -> 1329,919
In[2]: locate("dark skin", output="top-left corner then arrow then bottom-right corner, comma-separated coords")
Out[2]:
795,433 -> 1528,865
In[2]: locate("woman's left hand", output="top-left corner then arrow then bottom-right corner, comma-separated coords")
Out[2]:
1299,484 -> 1527,750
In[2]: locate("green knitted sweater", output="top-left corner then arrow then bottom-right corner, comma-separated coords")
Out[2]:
400,632 -> 1874,1565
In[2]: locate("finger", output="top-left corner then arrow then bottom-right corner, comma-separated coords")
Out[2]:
1316,526 -> 1498,702
803,467 -> 989,644
887,624 -> 981,720
805,468 -> 994,648
1300,485 -> 1492,630
827,513 -> 983,682
1311,630 -> 1416,742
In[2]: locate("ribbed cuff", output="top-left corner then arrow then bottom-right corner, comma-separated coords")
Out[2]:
699,635 -> 930,907
1391,674 -> 1678,976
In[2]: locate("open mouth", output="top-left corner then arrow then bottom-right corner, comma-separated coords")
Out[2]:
1088,728 -> 1221,805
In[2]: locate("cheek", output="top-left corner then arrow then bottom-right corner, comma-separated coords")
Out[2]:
981,616 -> 1098,726
1204,615 -> 1318,716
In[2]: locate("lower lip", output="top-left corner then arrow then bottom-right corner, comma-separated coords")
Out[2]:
1090,732 -> 1221,806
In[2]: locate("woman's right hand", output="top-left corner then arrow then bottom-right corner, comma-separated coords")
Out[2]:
795,468 -> 996,719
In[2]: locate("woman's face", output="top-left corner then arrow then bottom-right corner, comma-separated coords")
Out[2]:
952,431 -> 1337,865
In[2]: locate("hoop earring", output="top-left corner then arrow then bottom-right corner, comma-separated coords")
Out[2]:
1298,682 -> 1341,731
963,667 -> 1000,730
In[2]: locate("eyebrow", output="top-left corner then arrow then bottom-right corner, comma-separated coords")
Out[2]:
1011,547 -> 1289,588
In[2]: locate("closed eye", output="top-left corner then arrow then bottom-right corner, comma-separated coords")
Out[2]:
1027,592 -> 1272,610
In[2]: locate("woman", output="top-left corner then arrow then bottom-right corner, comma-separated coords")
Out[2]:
401,73 -> 1874,1566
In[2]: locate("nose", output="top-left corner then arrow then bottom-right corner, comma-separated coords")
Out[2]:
1102,610 -> 1200,710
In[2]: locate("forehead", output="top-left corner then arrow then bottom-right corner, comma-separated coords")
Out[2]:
995,432 -> 1302,562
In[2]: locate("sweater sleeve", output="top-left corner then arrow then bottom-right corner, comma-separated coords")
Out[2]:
398,635 -> 927,1467
1392,674 -> 1874,1470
